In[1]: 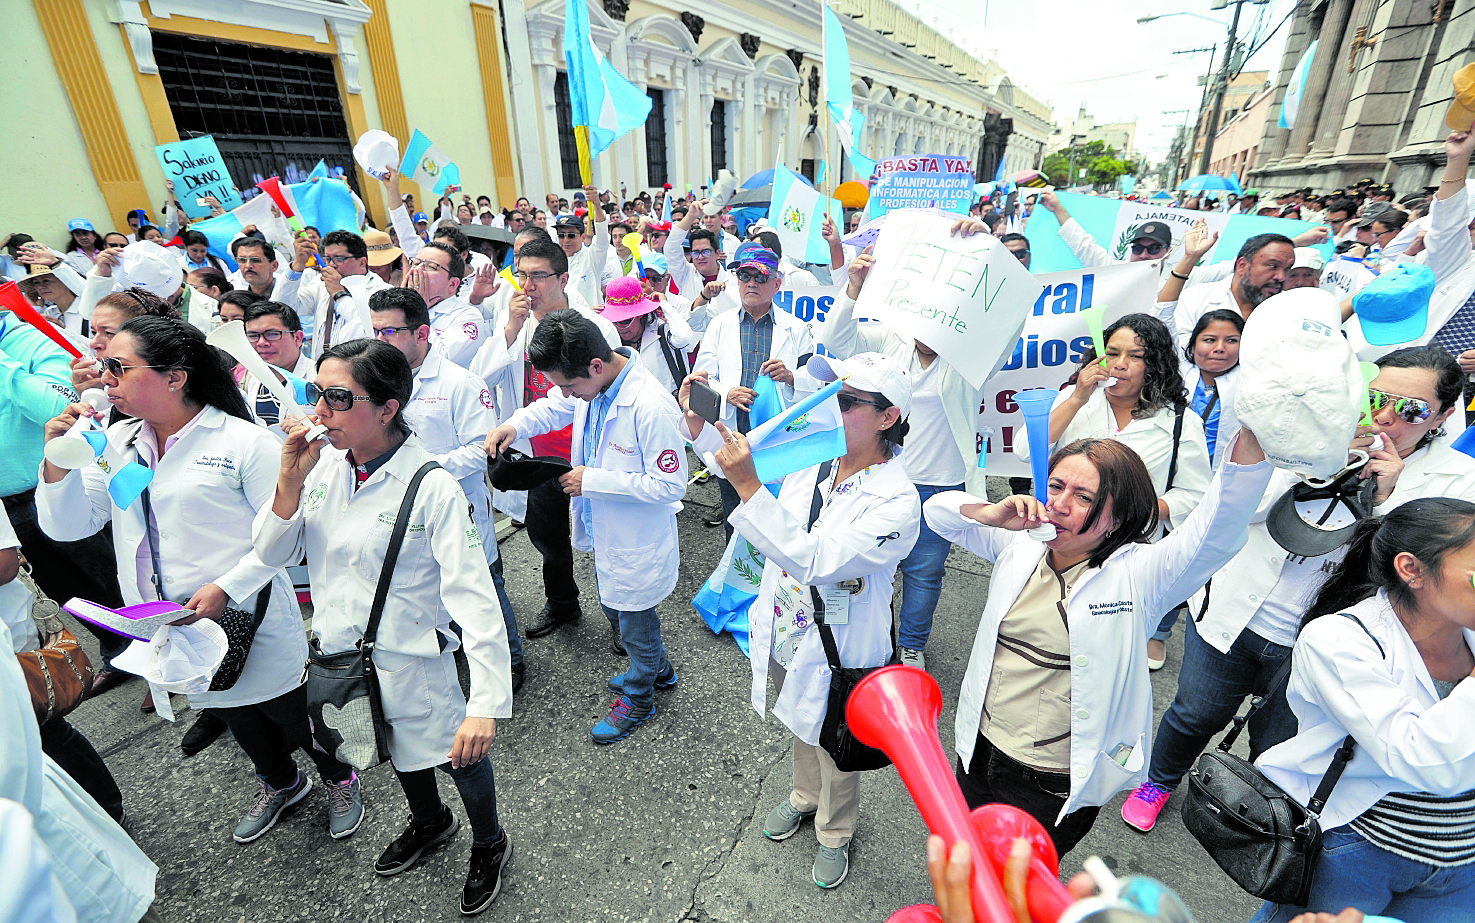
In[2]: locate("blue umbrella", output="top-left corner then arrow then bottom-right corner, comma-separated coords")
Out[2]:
1149,190 -> 1173,201
1177,174 -> 1243,195
740,169 -> 774,190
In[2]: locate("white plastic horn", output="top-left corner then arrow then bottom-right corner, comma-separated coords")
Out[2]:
340,274 -> 373,337
206,321 -> 327,441
44,389 -> 110,469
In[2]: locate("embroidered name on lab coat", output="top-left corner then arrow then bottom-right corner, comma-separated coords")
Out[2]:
606,441 -> 637,457
192,454 -> 239,474
1088,600 -> 1133,617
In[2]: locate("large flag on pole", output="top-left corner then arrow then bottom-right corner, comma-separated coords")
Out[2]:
564,0 -> 652,185
399,130 -> 458,196
823,1 -> 876,181
1279,40 -> 1318,129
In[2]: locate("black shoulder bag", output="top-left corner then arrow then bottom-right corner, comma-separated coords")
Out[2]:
303,461 -> 441,772
806,461 -> 895,773
1180,613 -> 1373,905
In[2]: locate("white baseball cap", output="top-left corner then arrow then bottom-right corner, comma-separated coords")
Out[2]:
1291,247 -> 1325,272
1232,288 -> 1362,479
117,240 -> 184,298
806,351 -> 912,419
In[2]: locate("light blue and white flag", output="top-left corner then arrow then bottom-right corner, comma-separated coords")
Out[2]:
399,129 -> 458,196
746,378 -> 846,484
1279,41 -> 1318,129
93,440 -> 153,509
768,164 -> 833,264
564,0 -> 652,181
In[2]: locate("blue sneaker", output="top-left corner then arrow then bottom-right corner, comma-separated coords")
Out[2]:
606,667 -> 679,694
590,696 -> 654,744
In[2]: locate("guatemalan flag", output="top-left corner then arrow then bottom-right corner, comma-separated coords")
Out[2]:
747,378 -> 847,484
564,0 -> 652,183
1279,41 -> 1318,129
399,130 -> 458,196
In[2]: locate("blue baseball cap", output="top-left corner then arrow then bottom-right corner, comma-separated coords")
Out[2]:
68,219 -> 95,232
1354,262 -> 1436,346
412,212 -> 428,223
643,253 -> 669,274
732,242 -> 779,275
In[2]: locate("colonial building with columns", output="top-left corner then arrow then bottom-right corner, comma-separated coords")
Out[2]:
4,0 -> 1050,247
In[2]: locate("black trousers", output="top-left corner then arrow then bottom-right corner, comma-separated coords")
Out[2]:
956,734 -> 1102,858
525,478 -> 579,611
39,717 -> 124,821
214,685 -> 353,790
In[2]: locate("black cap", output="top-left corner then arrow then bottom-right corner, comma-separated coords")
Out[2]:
1133,221 -> 1172,247
1356,177 -> 1374,186
1266,466 -> 1376,557
554,214 -> 585,233
487,448 -> 572,491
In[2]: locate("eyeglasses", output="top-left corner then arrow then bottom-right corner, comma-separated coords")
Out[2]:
735,269 -> 773,284
1130,242 -> 1166,256
236,256 -> 270,265
305,383 -> 373,412
836,393 -> 882,412
556,231 -> 581,240
1369,388 -> 1434,423
690,248 -> 717,258
513,270 -> 558,283
372,325 -> 414,338
408,258 -> 449,273
245,329 -> 291,343
1010,248 -> 1030,261
101,357 -> 164,377
321,253 -> 359,265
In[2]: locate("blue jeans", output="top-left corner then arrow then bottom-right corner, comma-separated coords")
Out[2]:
397,757 -> 504,847
1152,605 -> 1183,642
602,603 -> 671,711
1148,619 -> 1298,789
897,482 -> 963,651
489,556 -> 522,667
1249,825 -> 1475,923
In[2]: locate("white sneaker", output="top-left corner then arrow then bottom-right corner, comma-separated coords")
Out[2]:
898,647 -> 926,670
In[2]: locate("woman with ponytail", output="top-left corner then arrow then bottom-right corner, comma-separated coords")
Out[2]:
1250,498 -> 1475,922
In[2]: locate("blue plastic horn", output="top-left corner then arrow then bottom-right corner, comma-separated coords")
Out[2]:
1014,388 -> 1059,540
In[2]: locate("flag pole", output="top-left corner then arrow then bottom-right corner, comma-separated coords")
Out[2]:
820,0 -> 832,197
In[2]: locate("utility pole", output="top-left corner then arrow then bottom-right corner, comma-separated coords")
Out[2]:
1162,109 -> 1191,188
1198,0 -> 1244,175
1172,46 -> 1217,180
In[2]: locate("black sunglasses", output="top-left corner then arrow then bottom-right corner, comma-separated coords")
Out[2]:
306,383 -> 373,412
836,393 -> 881,412
735,268 -> 772,283
1131,241 -> 1166,256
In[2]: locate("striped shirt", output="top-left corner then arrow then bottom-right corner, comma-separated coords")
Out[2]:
736,310 -> 775,434
1350,677 -> 1475,867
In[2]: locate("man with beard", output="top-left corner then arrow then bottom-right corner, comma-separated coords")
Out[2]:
1171,233 -> 1294,353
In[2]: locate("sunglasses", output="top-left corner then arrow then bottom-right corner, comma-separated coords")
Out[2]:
1010,248 -> 1030,261
1130,242 -> 1166,256
836,393 -> 882,412
305,383 -> 373,412
735,269 -> 773,284
101,357 -> 163,377
1369,388 -> 1434,423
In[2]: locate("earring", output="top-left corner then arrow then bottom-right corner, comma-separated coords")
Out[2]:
170,386 -> 176,393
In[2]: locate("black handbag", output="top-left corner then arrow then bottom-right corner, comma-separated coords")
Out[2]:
803,460 -> 893,773
303,461 -> 440,772
1181,650 -> 1357,906
139,486 -> 269,692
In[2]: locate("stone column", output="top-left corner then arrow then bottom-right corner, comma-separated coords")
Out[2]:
1281,0 -> 1355,163
1254,2 -> 1314,168
1309,0 -> 1378,158
501,0 -> 546,198
535,63 -> 563,192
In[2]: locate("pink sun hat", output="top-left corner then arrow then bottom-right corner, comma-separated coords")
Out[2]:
598,276 -> 660,323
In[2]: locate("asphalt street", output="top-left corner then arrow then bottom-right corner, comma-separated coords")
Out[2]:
62,473 -> 1264,923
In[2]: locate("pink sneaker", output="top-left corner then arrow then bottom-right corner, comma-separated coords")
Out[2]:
1121,781 -> 1171,832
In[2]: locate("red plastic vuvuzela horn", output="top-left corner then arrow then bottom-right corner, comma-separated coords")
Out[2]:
1,281 -> 84,358
255,176 -> 296,218
848,666 -> 1017,922
971,804 -> 1073,923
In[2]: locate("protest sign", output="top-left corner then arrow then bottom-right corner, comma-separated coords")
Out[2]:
852,210 -> 1041,389
1107,201 -> 1231,261
976,262 -> 1161,476
869,155 -> 975,214
155,136 -> 242,220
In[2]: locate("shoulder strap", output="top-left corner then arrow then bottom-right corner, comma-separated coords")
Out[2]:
655,326 -> 688,388
1165,405 -> 1186,491
1306,735 -> 1357,820
363,461 -> 441,647
139,487 -> 166,602
1217,652 -> 1296,752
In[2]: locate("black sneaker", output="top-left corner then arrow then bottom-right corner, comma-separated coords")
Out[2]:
511,662 -> 525,694
374,807 -> 460,876
181,709 -> 228,756
460,832 -> 513,915
610,623 -> 627,656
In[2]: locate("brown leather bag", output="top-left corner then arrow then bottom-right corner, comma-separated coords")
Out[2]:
15,563 -> 93,723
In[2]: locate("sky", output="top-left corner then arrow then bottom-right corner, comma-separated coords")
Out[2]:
903,0 -> 1297,166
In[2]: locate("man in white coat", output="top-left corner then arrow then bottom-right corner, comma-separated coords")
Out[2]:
475,238 -> 619,641
293,230 -> 389,357
693,243 -> 815,537
488,310 -> 686,744
370,288 -> 525,692
402,242 -> 486,370
241,301 -> 316,429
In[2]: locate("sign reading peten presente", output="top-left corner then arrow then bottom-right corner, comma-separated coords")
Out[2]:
853,210 -> 1042,389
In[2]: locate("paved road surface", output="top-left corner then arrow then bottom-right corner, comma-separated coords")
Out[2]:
63,475 -> 1263,922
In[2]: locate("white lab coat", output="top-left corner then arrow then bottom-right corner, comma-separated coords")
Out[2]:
818,289 -> 987,495
389,205 -> 492,300
1193,438 -> 1475,655
716,444 -> 920,746
692,305 -> 815,437
565,223 -> 614,309
1181,363 -> 1240,469
1172,277 -> 1237,353
506,354 -> 687,610
0,619 -> 156,923
471,302 -> 620,519
662,228 -> 740,331
426,293 -> 487,369
297,270 -> 388,358
252,437 -> 512,771
35,409 -> 304,710
404,348 -> 499,564
1255,591 -> 1475,830
1017,387 -> 1211,532
926,453 -> 1273,819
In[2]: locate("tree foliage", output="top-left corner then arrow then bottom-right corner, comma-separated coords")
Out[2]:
1042,140 -> 1138,188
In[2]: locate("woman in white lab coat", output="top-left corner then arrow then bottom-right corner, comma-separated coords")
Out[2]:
925,428 -> 1270,856
36,315 -> 358,846
1251,498 -> 1475,923
683,352 -> 920,891
253,338 -> 513,917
